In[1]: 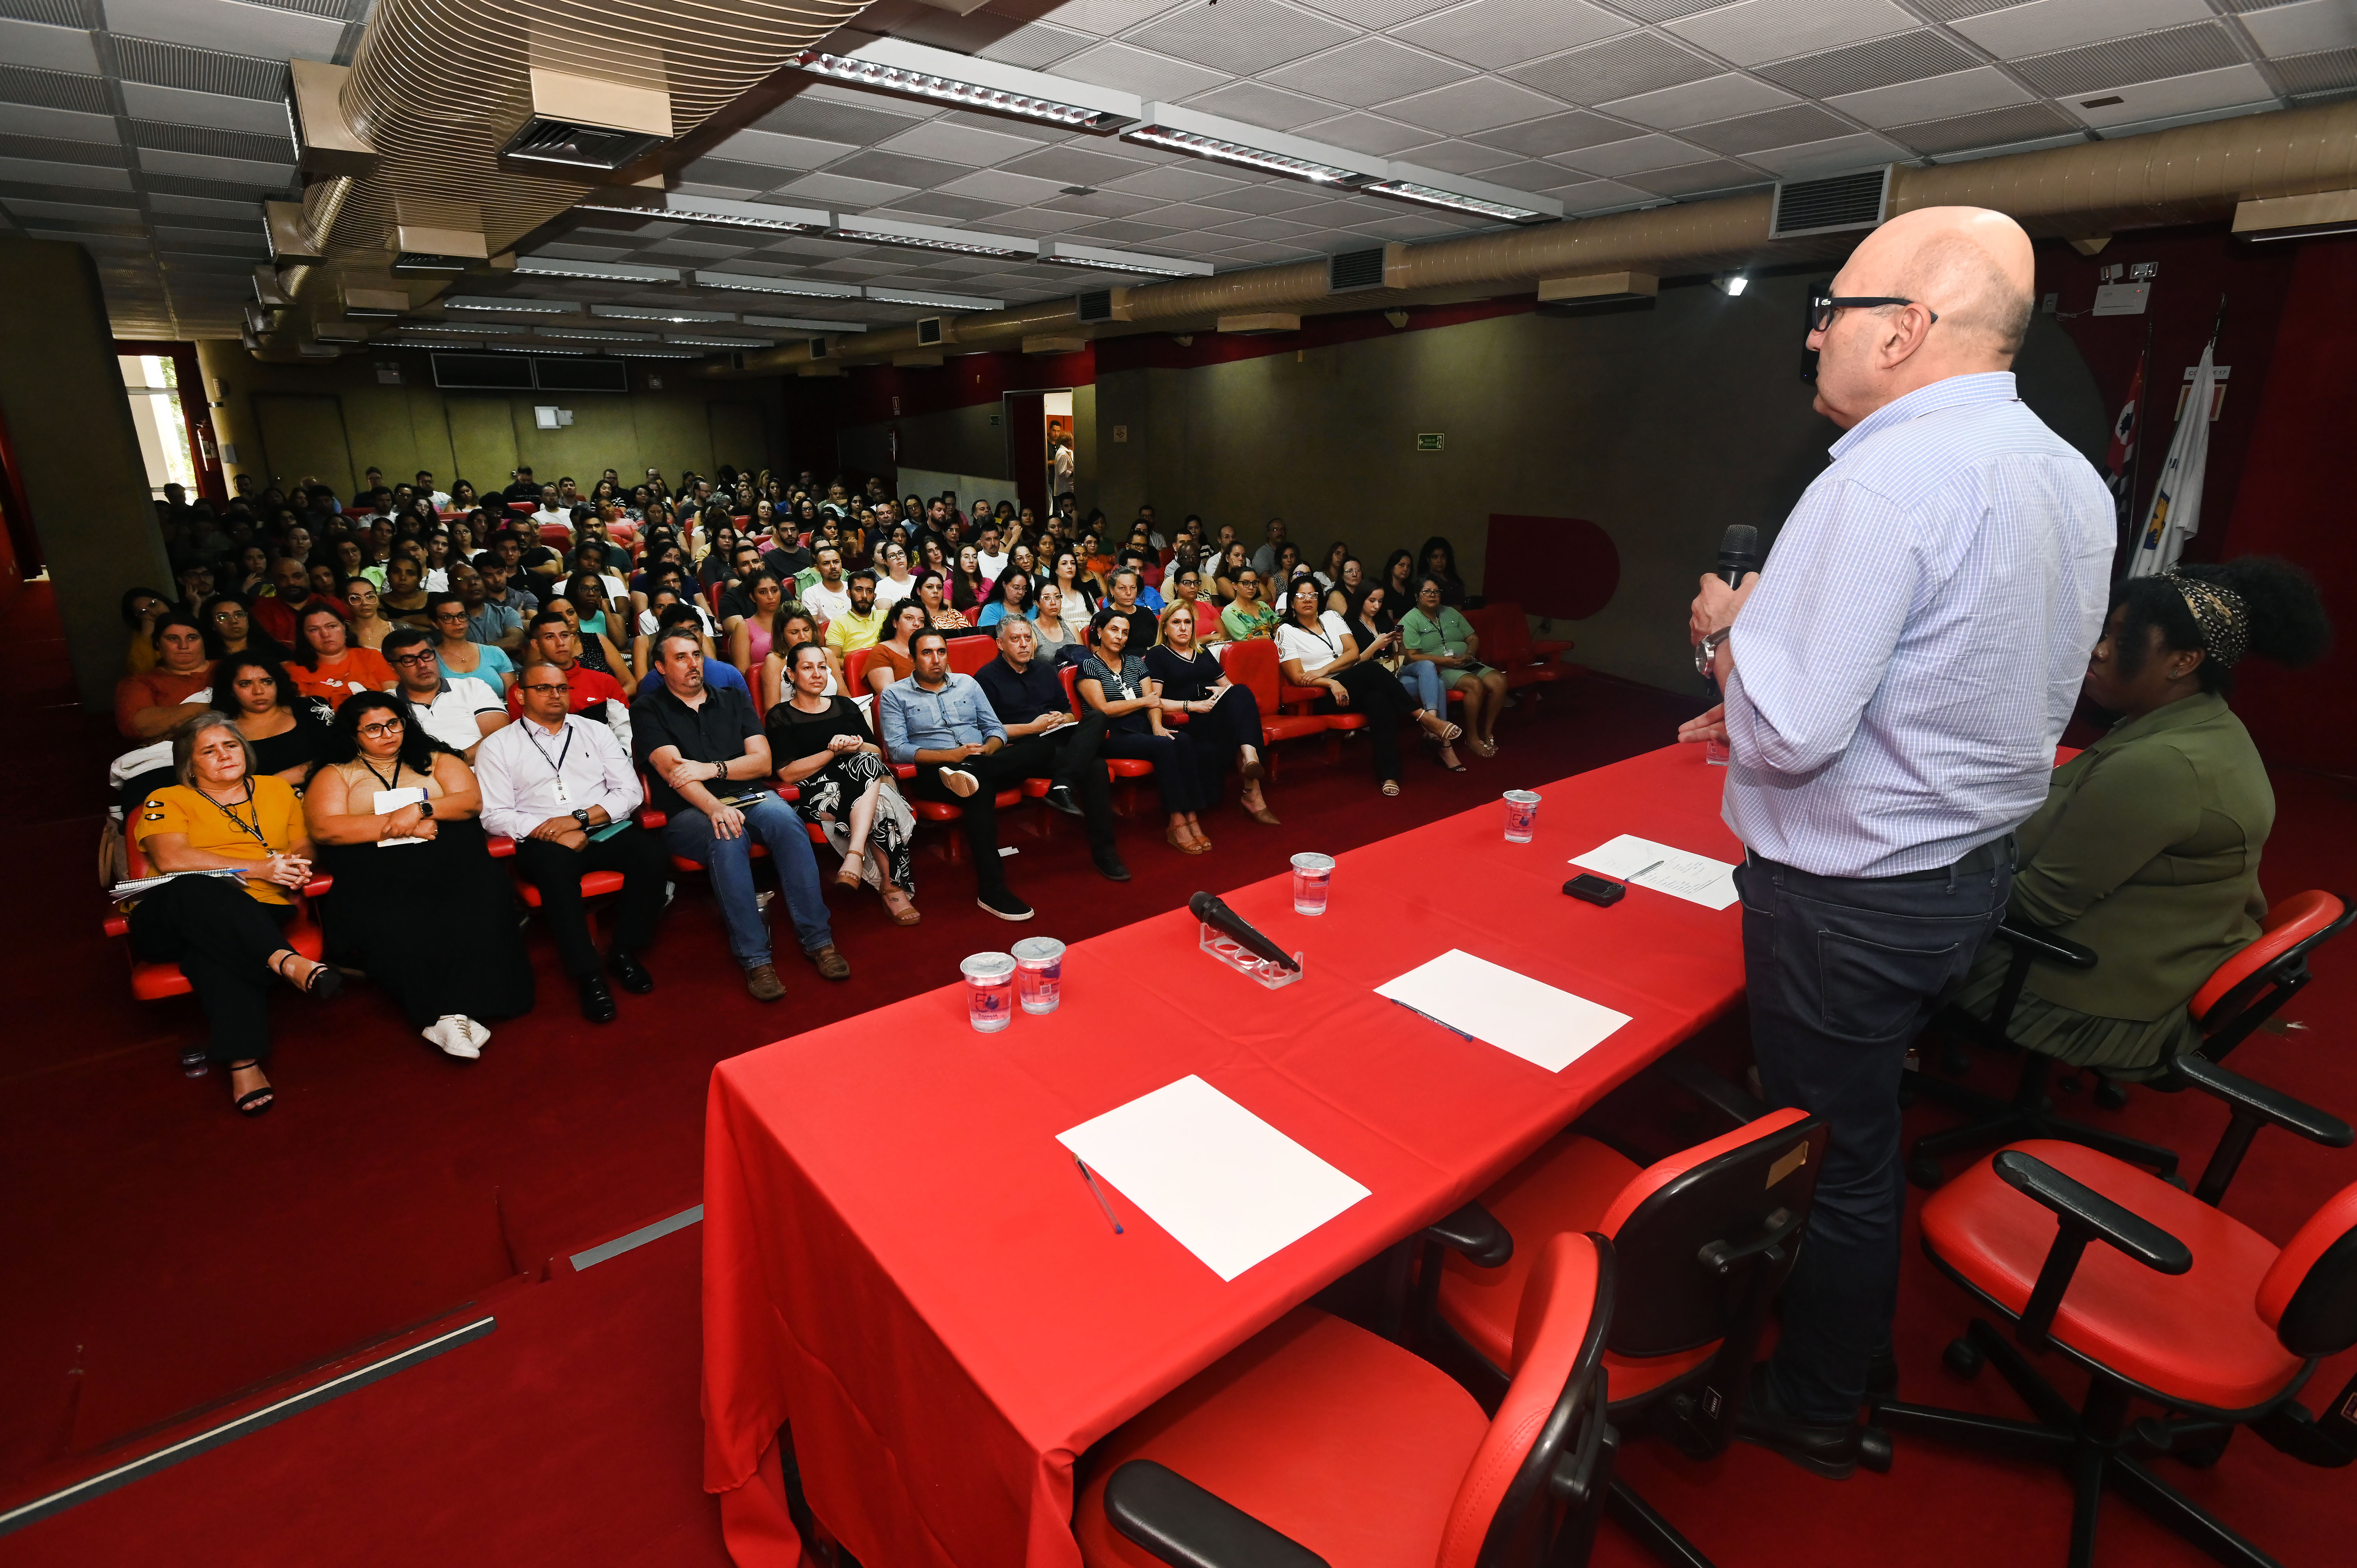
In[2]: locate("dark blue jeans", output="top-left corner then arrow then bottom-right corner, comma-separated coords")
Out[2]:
662,793 -> 834,969
1738,838 -> 2012,1424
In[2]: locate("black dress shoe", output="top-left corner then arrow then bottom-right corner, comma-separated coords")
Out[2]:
1046,784 -> 1084,818
577,975 -> 618,1024
1093,851 -> 1131,882
1736,1362 -> 1864,1479
606,949 -> 654,994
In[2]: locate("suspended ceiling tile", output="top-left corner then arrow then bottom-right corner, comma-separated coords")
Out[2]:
1885,99 -> 2081,154
827,148 -> 977,189
874,119 -> 1042,167
751,95 -> 928,145
1551,131 -> 1709,177
1739,131 -> 1909,177
1665,0 -> 1922,67
144,191 -> 259,217
0,156 -> 132,187
2011,22 -> 2246,97
1392,136 -> 1523,173
772,170 -> 922,206
1039,187 -> 1163,217
2,193 -> 134,219
0,100 -> 113,140
673,180 -> 763,201
0,19 -> 99,75
1682,103 -> 1854,155
1468,156 -> 1587,191
1947,0 -> 2214,60
118,81 -> 292,137
1752,28 -> 1982,98
1125,0 -> 1358,76
1039,0 -> 1197,37
1194,182 -> 1322,215
1293,0 -> 1461,30
2064,64 -> 2276,127
1377,77 -> 1566,135
1393,0 -> 1630,71
1264,36 -> 1472,107
1212,213 -> 1329,241
1103,162 -> 1247,201
1828,66 -> 2035,129
977,23 -> 1097,69
1051,41 -> 1228,100
133,147 -> 292,185
889,190 -> 1017,222
2243,0 -> 2357,59
2274,46 -> 2357,95
102,0 -> 346,64
1000,141 -> 1152,185
1600,72 -> 1797,130
1178,81 -> 1339,131
938,166 -> 1072,204
710,129 -> 861,171
1507,31 -> 1720,105
1289,110 -> 1433,155
1626,159 -> 1771,196
1466,107 -> 1640,157
1547,178 -> 1661,212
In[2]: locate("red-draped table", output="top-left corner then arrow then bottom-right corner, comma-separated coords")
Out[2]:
702,742 -> 1748,1568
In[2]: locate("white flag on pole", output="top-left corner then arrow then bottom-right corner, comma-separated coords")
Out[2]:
2126,339 -> 2218,578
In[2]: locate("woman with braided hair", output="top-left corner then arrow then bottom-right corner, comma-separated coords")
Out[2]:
1941,557 -> 2331,1077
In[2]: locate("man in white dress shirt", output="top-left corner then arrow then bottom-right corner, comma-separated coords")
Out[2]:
384,627 -> 503,761
1681,206 -> 2111,1476
477,659 -> 667,1022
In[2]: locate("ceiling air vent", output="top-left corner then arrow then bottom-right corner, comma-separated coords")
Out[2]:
498,69 -> 673,174
1770,168 -> 1891,240
916,317 -> 944,347
1328,247 -> 1386,294
502,119 -> 667,173
392,253 -> 472,277
1076,289 -> 1114,323
809,336 -> 829,360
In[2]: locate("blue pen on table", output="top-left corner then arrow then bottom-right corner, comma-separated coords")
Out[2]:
1074,1157 -> 1124,1234
1383,995 -> 1476,1042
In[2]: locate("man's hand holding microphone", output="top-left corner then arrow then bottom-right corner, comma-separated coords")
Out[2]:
1680,524 -> 1762,748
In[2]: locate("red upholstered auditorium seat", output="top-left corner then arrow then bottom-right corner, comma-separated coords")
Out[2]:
1218,637 -> 1331,746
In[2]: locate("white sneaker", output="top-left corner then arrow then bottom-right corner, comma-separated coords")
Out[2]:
939,766 -> 979,798
423,1016 -> 481,1060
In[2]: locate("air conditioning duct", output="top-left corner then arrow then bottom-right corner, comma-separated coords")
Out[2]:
1327,247 -> 1386,294
498,68 -> 673,176
286,60 -> 378,179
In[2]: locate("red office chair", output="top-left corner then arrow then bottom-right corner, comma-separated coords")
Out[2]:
1423,1110 -> 1846,1567
1467,602 -> 1575,696
1876,1054 -> 2357,1568
1074,1232 -> 1616,1568
1906,891 -> 2352,1188
104,835 -> 332,1003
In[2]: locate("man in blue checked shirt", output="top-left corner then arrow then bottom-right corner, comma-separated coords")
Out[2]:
1682,206 -> 2113,1477
879,629 -> 1039,924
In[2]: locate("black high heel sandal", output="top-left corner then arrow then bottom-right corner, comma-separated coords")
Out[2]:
272,950 -> 343,1000
226,1059 -> 274,1117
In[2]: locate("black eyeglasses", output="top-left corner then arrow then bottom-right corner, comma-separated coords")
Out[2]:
1808,297 -> 1938,334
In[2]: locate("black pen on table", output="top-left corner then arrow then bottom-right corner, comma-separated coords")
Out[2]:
1626,859 -> 1663,885
1383,996 -> 1475,1042
1074,1156 -> 1124,1234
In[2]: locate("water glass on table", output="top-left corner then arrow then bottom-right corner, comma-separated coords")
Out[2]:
1290,852 -> 1334,916
961,952 -> 1017,1033
1502,790 -> 1541,843
1011,937 -> 1064,1015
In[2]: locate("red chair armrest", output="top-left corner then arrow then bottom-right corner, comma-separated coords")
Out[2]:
486,835 -> 518,858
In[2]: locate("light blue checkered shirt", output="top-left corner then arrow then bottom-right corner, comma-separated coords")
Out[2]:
1722,371 -> 2114,879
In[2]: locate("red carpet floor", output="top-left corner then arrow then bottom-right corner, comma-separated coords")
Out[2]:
4,580 -> 2352,1565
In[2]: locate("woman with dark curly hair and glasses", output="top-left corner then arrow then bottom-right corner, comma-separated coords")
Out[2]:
1942,558 -> 2331,1079
303,692 -> 535,1060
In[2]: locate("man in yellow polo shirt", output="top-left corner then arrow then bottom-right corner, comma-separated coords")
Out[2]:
821,569 -> 886,693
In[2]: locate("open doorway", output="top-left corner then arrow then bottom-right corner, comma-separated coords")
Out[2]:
1004,388 -> 1075,526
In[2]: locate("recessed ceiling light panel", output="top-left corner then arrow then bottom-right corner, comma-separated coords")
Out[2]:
861,286 -> 1004,311
828,215 -> 1036,259
444,295 -> 583,314
575,193 -> 830,233
1122,104 -> 1384,187
1041,240 -> 1213,278
593,304 -> 737,323
693,270 -> 862,299
514,256 -> 682,284
791,34 -> 1138,132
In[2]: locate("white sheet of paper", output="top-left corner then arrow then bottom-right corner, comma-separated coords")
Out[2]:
1571,833 -> 1740,911
1375,949 -> 1631,1073
1057,1075 -> 1370,1282
373,786 -> 428,847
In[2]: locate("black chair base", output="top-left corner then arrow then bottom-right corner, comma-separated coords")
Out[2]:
1875,1318 -> 2286,1568
1903,1033 -> 2180,1189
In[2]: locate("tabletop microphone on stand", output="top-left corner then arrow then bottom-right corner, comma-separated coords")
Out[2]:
1189,892 -> 1300,972
1716,524 -> 1761,589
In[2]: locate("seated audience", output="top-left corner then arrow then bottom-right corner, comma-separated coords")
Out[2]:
302,693 -> 533,1060
864,600 -> 931,698
131,712 -> 336,1116
1146,601 -> 1277,824
764,641 -> 919,926
383,625 -> 504,761
1031,583 -> 1081,660
379,554 -> 432,624
1217,567 -> 1279,643
976,568 -> 1032,630
557,573 -> 633,681
1379,548 -> 1417,607
634,627 -> 848,1001
727,570 -> 792,678
883,629 -> 1050,920
1101,568 -> 1158,650
1277,578 -> 1457,796
122,586 -> 170,675
251,555 -> 345,647
875,541 -> 917,607
822,569 -> 886,690
910,569 -> 971,635
201,593 -> 287,666
1212,542 -> 1249,602
802,547 -> 853,627
972,615 -> 1125,876
340,576 -> 400,651
1323,556 -> 1366,617
1342,583 -> 1455,768
426,592 -> 514,694
452,562 -> 525,652
1419,535 -> 1469,606
1941,560 -> 2331,1079
1401,576 -> 1507,759
116,613 -> 216,738
505,612 -> 630,742
288,602 -> 395,708
478,659 -> 667,1022
636,602 -> 750,702
756,609 -> 830,710
1165,565 -> 1222,645
1080,609 -> 1212,855
1250,517 -> 1288,576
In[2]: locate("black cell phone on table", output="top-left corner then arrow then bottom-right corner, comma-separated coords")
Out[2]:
1564,873 -> 1626,907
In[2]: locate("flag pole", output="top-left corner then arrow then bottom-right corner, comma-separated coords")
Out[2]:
2121,306 -> 2157,565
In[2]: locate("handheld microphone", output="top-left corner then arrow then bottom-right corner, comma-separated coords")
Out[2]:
1189,892 -> 1300,972
1716,524 -> 1761,589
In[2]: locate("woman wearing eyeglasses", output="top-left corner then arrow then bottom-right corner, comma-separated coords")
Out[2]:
303,692 -> 535,1061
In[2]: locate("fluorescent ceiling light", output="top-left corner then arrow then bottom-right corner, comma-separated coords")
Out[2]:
1039,240 -> 1213,279
593,304 -> 737,323
666,334 -> 771,348
791,33 -> 1137,133
482,344 -> 590,355
574,193 -> 830,233
443,295 -> 583,314
537,326 -> 657,341
829,215 -> 1035,259
742,314 -> 868,332
1364,164 -> 1560,225
387,333 -> 479,347
405,321 -> 523,335
1123,103 -> 1383,187
693,270 -> 862,300
513,256 -> 681,283
862,286 -> 1004,311
608,346 -> 702,358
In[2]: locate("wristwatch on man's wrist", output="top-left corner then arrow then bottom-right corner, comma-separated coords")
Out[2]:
571,808 -> 592,829
417,800 -> 435,819
1694,630 -> 1728,679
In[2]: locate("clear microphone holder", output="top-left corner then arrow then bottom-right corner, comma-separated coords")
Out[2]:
1200,922 -> 1305,991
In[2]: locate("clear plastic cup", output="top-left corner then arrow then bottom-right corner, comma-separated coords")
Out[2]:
961,952 -> 1017,1033
1011,936 -> 1065,1015
1291,852 -> 1335,916
1503,789 -> 1541,843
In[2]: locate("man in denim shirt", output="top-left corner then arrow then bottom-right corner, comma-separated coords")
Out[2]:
879,629 -> 1042,921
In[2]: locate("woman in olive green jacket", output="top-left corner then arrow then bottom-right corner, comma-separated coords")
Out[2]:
1945,558 -> 2329,1077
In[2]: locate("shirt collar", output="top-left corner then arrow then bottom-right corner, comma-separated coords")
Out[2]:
1828,371 -> 2018,461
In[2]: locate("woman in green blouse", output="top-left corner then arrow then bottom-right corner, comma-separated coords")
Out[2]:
1945,558 -> 2329,1077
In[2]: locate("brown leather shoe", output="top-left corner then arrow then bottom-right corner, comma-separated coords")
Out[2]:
1247,805 -> 1282,826
744,963 -> 785,1002
806,943 -> 851,980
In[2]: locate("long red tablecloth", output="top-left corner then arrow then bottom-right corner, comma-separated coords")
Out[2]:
702,743 -> 1747,1568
